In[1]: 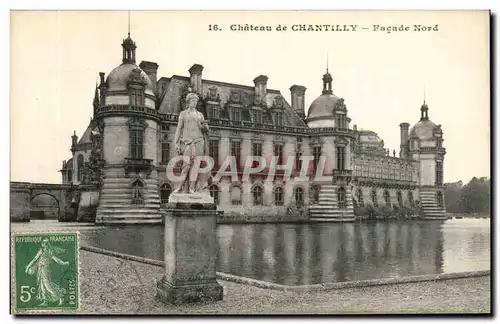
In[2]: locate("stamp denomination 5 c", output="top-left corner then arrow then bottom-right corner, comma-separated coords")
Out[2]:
12,232 -> 79,313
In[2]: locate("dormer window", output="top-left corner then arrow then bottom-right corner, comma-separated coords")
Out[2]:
231,107 -> 241,121
253,109 -> 263,124
274,111 -> 284,126
207,105 -> 219,119
130,88 -> 144,106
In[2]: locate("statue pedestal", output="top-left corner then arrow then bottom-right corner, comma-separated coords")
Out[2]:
156,194 -> 223,304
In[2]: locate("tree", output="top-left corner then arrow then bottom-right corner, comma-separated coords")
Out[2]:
444,177 -> 490,214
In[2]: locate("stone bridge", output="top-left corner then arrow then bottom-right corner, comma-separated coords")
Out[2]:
10,182 -> 80,221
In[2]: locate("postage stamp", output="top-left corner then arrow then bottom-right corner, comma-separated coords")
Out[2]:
11,232 -> 80,313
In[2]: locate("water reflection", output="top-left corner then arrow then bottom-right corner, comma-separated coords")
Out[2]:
217,220 -> 489,285
81,219 -> 490,285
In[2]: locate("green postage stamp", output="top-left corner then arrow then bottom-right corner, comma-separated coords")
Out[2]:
12,232 -> 80,313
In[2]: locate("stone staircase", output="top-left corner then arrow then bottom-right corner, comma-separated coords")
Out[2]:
308,185 -> 355,222
95,173 -> 162,225
419,188 -> 447,220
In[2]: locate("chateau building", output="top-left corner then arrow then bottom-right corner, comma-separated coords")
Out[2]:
59,34 -> 447,224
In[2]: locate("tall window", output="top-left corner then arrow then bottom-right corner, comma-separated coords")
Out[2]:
397,191 -> 403,206
294,187 -> 304,207
209,139 -> 219,167
336,146 -> 345,170
131,180 -> 144,205
274,187 -> 284,206
209,184 -> 220,205
252,142 -> 262,156
313,146 -> 321,170
77,155 -> 84,182
408,191 -> 414,207
252,186 -> 263,205
371,188 -> 378,207
357,188 -> 364,207
310,185 -> 320,204
160,184 -> 172,205
231,186 -> 242,205
295,144 -> 302,171
231,107 -> 241,121
130,89 -> 144,106
67,170 -> 73,183
161,142 -> 170,164
384,190 -> 391,206
130,129 -> 144,159
436,161 -> 443,186
253,109 -> 263,124
231,141 -> 241,167
338,187 -> 346,209
274,144 -> 284,165
436,191 -> 444,208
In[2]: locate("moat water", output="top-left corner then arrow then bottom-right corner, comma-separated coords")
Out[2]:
80,218 -> 490,285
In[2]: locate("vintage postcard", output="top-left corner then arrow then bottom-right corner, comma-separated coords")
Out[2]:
9,10 -> 490,315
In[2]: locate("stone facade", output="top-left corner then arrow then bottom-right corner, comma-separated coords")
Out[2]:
59,34 -> 447,223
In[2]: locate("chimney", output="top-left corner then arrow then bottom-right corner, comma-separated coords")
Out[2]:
290,85 -> 307,119
188,64 -> 204,94
399,122 -> 410,157
253,75 -> 268,103
139,61 -> 159,93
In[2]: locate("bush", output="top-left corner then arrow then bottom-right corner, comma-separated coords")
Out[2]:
379,205 -> 393,218
11,213 -> 30,223
354,206 -> 369,217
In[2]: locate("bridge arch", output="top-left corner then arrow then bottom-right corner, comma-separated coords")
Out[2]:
30,192 -> 60,219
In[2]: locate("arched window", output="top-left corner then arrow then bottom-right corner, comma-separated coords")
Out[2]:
231,186 -> 242,205
397,191 -> 403,206
357,188 -> 364,207
209,184 -> 220,205
408,191 -> 414,207
384,190 -> 391,206
252,185 -> 263,206
294,187 -> 304,207
77,154 -> 84,182
160,184 -> 172,205
310,185 -> 320,204
371,188 -> 378,207
274,187 -> 284,206
131,180 -> 144,205
338,187 -> 346,209
436,191 -> 444,208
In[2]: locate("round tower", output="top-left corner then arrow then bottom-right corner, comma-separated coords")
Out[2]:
408,101 -> 447,219
94,33 -> 161,224
306,68 -> 355,222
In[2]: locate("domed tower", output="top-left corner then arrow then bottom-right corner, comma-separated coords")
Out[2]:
408,101 -> 446,219
94,33 -> 161,224
306,68 -> 355,222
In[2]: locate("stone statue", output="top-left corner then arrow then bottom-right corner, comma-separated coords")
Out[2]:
172,92 -> 210,194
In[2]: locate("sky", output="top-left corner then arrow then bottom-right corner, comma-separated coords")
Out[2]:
10,10 -> 490,184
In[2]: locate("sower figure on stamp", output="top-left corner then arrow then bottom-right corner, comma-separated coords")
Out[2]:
25,238 -> 69,307
172,92 -> 211,194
